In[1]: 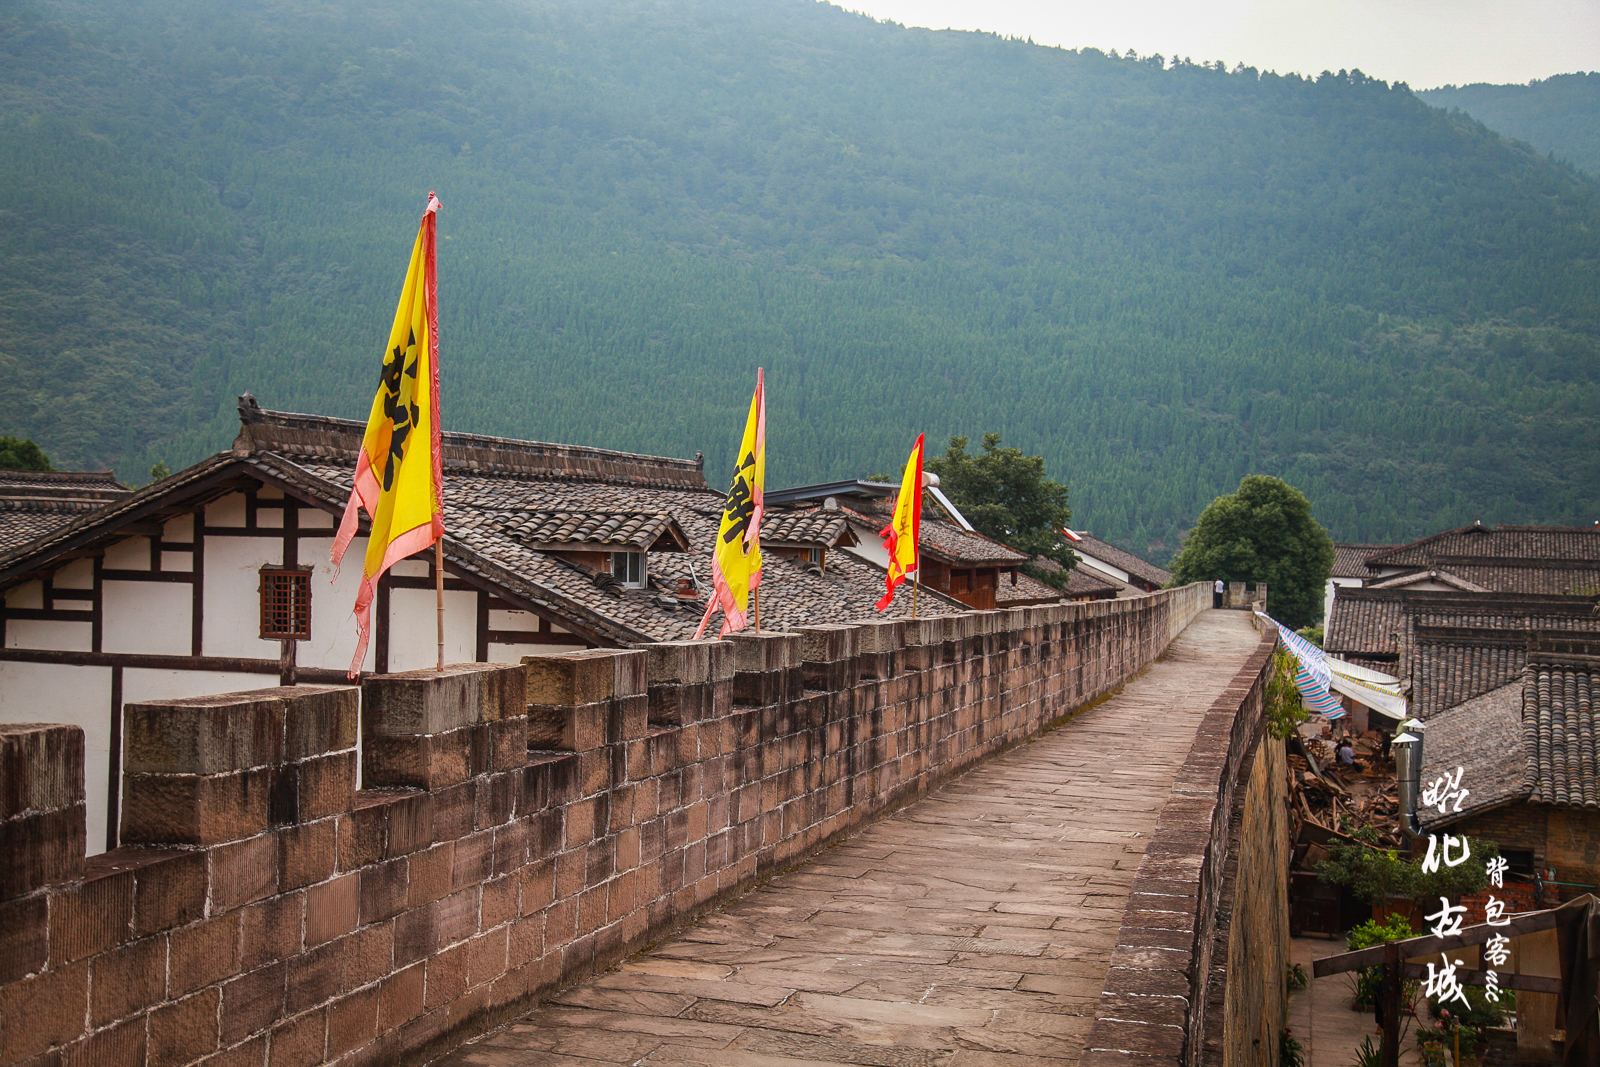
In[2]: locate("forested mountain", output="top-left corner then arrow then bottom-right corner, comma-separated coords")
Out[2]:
2,0 -> 1597,559
1420,73 -> 1600,176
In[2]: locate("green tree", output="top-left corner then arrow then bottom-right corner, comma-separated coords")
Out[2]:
1170,475 -> 1335,628
0,436 -> 53,471
926,434 -> 1075,583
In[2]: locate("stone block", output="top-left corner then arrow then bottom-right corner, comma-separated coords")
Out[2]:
44,863 -> 131,970
363,663 -> 525,738
526,700 -> 609,753
123,690 -> 286,774
121,767 -> 271,846
282,686 -> 360,759
726,632 -> 801,672
0,895 -> 47,983
795,624 -> 859,663
640,641 -> 715,685
0,723 -> 84,816
524,650 -> 623,705
0,802 -> 84,899
854,619 -> 904,654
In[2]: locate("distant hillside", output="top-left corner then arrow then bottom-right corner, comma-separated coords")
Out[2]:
1420,73 -> 1600,176
1,0 -> 1597,560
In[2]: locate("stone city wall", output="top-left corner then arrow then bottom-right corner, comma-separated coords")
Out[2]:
1081,621 -> 1283,1067
0,585 -> 1209,1067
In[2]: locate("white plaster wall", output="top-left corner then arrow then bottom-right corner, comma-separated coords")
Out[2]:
202,536 -> 283,660
7,619 -> 93,651
103,536 -> 150,570
5,580 -> 43,609
296,535 -> 374,674
389,587 -> 477,672
843,520 -> 891,568
165,513 -> 194,541
490,609 -> 542,633
1076,554 -> 1132,584
54,559 -> 94,589
300,508 -> 336,532
0,662 -> 112,854
207,493 -> 247,527
103,581 -> 192,655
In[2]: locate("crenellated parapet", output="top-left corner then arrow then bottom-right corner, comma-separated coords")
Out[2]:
0,584 -> 1209,1066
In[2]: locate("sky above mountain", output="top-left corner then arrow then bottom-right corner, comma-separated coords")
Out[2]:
845,0 -> 1599,89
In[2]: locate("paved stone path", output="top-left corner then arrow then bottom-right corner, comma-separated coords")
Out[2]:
442,610 -> 1263,1067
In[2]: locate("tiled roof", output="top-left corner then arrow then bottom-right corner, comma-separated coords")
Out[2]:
1411,628 -> 1530,718
1323,589 -> 1407,656
1324,589 -> 1600,659
1331,543 -> 1394,579
1067,533 -> 1172,588
839,500 -> 1029,567
0,407 -> 967,645
501,511 -> 689,551
1418,680 -> 1528,829
1369,568 -> 1487,592
995,570 -> 1064,607
234,393 -> 708,489
0,469 -> 131,554
1522,651 -> 1600,809
760,509 -> 856,547
1367,525 -> 1600,569
1434,564 -> 1600,597
1063,566 -> 1119,597
918,520 -> 1029,566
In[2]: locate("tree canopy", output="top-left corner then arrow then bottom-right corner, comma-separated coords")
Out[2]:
0,436 -> 52,471
926,434 -> 1075,583
1169,475 -> 1335,628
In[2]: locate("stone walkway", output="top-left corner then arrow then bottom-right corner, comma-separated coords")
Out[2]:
440,610 -> 1264,1067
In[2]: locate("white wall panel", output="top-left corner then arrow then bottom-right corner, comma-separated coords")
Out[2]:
202,536 -> 281,659
0,663 -> 112,855
489,609 -> 541,633
103,581 -> 192,655
55,559 -> 94,589
5,580 -> 43,609
207,493 -> 246,527
389,587 -> 476,672
103,536 -> 150,571
296,535 -> 374,675
7,619 -> 92,651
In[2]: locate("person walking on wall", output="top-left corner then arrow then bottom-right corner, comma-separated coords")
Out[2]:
1213,578 -> 1225,609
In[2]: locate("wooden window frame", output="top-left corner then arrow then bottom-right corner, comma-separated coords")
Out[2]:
260,567 -> 312,640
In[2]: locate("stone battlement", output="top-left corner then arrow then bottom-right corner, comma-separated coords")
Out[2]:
0,586 -> 1208,1066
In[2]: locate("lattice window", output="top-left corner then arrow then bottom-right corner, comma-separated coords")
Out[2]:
260,568 -> 312,640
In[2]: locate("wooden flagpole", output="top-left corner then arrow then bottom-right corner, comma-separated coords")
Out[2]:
753,587 -> 761,633
436,541 -> 445,670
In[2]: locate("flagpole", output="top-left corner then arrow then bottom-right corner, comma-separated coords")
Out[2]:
753,587 -> 761,633
912,573 -> 918,618
435,541 -> 445,671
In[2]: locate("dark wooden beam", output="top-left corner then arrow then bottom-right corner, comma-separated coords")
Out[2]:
0,646 -> 347,684
1397,962 -> 1561,994
1314,896 -> 1595,978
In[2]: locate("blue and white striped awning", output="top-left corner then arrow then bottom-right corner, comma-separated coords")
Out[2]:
1260,612 -> 1347,719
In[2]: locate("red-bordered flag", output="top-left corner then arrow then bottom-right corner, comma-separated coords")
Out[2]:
695,370 -> 766,639
331,193 -> 444,676
876,433 -> 924,611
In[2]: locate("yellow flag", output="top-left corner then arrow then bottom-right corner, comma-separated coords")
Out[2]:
696,370 -> 766,639
331,192 -> 444,675
876,434 -> 923,611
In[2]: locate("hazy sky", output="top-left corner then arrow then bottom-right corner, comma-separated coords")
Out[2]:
841,0 -> 1600,89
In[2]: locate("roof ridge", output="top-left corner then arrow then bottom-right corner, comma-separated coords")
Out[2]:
235,402 -> 709,490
